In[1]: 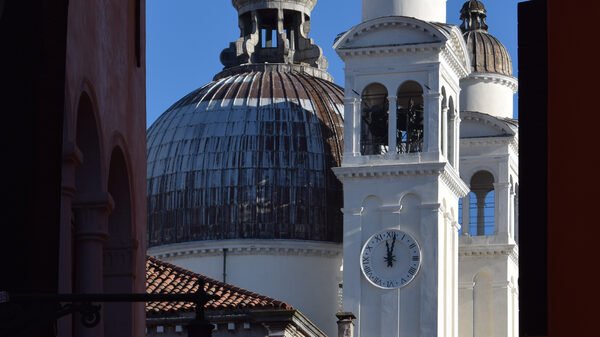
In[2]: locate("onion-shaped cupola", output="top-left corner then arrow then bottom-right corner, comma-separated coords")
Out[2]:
460,0 -> 512,76
146,0 -> 344,247
459,0 -> 518,119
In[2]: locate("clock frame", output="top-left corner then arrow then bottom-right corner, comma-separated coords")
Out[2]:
360,228 -> 421,289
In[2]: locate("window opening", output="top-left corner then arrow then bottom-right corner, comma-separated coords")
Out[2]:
469,171 -> 496,235
396,82 -> 424,153
360,84 -> 389,155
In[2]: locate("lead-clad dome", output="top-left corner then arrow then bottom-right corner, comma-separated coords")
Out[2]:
460,0 -> 513,76
146,64 -> 344,247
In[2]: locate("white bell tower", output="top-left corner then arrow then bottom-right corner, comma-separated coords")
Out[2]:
333,1 -> 471,337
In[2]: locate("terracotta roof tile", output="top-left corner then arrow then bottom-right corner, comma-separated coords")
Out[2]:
145,256 -> 293,314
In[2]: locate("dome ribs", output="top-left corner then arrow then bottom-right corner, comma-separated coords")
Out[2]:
147,66 -> 345,245
464,30 -> 512,76
221,73 -> 245,108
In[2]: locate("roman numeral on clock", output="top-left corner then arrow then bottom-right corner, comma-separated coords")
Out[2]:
408,267 -> 417,275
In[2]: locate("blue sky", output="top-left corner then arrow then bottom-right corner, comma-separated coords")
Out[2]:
146,0 -> 520,126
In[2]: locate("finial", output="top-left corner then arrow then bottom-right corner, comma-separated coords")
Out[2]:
460,0 -> 488,33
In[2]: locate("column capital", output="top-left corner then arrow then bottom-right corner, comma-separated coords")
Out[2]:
73,192 -> 115,213
63,141 -> 83,166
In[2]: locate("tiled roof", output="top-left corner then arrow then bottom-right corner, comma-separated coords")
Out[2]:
146,256 -> 293,314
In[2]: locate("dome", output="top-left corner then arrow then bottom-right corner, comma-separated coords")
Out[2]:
146,64 -> 344,247
460,0 -> 513,76
463,31 -> 512,76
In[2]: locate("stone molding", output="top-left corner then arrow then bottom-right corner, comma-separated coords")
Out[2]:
440,164 -> 470,197
233,0 -> 316,14
464,72 -> 519,92
337,43 -> 442,58
335,18 -> 469,79
213,63 -> 333,82
441,45 -> 470,79
459,243 -> 519,264
460,111 -> 518,136
148,239 -> 342,259
341,207 -> 364,216
334,162 -> 468,197
461,136 -> 519,156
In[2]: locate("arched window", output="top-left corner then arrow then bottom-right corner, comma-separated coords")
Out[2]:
396,81 -> 424,153
361,83 -> 389,155
469,171 -> 495,235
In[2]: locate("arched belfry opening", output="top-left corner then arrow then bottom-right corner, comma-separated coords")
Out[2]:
360,83 -> 389,155
396,81 -> 424,154
104,146 -> 135,337
469,170 -> 495,236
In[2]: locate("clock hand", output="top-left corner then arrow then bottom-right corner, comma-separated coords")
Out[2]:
384,238 -> 396,267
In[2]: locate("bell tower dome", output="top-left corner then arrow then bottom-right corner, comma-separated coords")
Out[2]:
459,0 -> 518,119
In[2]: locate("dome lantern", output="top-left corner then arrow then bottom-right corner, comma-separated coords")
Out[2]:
220,0 -> 327,71
460,0 -> 512,76
460,0 -> 488,32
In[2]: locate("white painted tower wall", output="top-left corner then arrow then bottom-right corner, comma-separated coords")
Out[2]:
362,0 -> 447,23
460,74 -> 518,119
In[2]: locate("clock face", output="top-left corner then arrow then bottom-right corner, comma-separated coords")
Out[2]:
360,229 -> 421,289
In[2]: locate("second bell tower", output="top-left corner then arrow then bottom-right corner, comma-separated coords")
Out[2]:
333,1 -> 470,336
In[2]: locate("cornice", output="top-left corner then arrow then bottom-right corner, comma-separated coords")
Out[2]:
460,111 -> 518,136
337,18 -> 443,46
336,42 -> 442,58
460,136 -> 515,147
440,164 -> 470,198
333,161 -> 468,197
334,161 -> 446,179
441,45 -> 470,79
462,72 -> 519,92
508,137 -> 519,155
459,243 -> 519,265
148,239 -> 342,259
